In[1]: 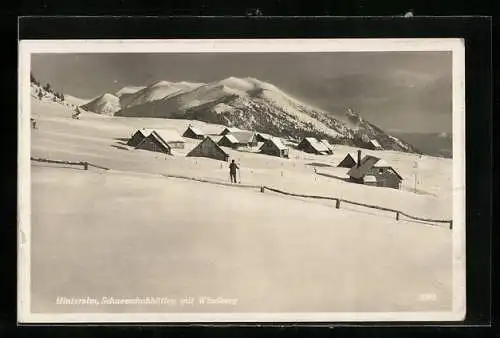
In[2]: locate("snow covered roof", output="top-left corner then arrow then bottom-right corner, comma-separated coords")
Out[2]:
209,135 -> 223,143
256,133 -> 272,140
347,155 -> 381,179
373,159 -> 390,168
320,139 -> 334,149
222,134 -> 239,144
303,137 -> 330,153
151,129 -> 185,144
219,127 -> 242,135
228,131 -> 256,144
135,128 -> 154,137
347,155 -> 402,180
265,137 -> 287,150
186,125 -> 204,136
141,132 -> 171,150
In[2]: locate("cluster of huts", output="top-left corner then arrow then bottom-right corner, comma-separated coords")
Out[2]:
126,125 -> 402,189
126,125 -> 289,161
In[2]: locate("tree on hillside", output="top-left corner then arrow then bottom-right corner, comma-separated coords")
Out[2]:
30,72 -> 40,86
54,91 -> 65,101
43,83 -> 52,93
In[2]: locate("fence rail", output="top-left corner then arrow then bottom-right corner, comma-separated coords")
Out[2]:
31,156 -> 452,229
86,163 -> 110,171
31,157 -> 109,171
261,186 -> 452,229
31,157 -> 86,168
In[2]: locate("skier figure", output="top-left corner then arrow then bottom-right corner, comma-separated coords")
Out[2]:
229,159 -> 239,183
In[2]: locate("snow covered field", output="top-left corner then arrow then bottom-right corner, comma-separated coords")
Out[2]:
27,98 -> 454,313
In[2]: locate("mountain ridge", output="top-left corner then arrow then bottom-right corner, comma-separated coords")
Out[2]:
79,77 -> 419,153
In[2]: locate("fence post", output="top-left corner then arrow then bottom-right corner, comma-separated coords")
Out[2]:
396,212 -> 400,221
335,199 -> 341,209
449,221 -> 453,230
260,186 -> 265,193
83,162 -> 88,170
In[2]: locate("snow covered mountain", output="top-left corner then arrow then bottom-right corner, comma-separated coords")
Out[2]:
114,85 -> 146,97
85,77 -> 419,152
81,93 -> 121,116
118,80 -> 204,109
64,94 -> 90,107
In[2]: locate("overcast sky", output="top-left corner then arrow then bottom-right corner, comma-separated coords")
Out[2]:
31,51 -> 452,133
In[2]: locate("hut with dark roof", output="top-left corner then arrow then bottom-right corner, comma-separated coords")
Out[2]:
337,153 -> 357,168
183,125 -> 205,140
187,137 -> 229,162
347,150 -> 403,189
135,131 -> 172,155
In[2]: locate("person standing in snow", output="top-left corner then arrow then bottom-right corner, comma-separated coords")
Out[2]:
229,160 -> 239,183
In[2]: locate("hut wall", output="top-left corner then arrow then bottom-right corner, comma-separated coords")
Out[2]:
127,133 -> 146,147
136,138 -> 171,154
188,140 -> 228,162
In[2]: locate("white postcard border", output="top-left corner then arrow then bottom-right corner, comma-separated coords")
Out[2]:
18,38 -> 466,323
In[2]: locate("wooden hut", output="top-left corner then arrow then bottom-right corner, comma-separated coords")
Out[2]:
218,131 -> 258,148
230,131 -> 258,147
127,128 -> 154,147
153,129 -> 185,149
256,133 -> 272,142
337,153 -> 357,168
187,137 -> 230,162
219,127 -> 242,136
297,137 -> 330,155
218,134 -> 239,148
183,125 -> 204,140
135,131 -> 172,155
259,138 -> 289,158
347,150 -> 402,189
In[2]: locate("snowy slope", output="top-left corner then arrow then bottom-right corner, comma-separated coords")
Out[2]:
28,98 -> 456,314
81,93 -> 121,116
31,165 -> 452,313
114,85 -> 146,97
64,94 -> 90,107
120,80 -> 204,109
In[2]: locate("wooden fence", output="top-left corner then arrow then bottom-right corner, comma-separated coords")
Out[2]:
260,186 -> 453,229
30,157 -> 109,171
30,156 -> 452,229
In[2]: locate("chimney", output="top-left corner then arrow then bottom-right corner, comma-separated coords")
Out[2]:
357,150 -> 362,167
